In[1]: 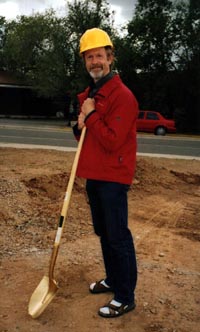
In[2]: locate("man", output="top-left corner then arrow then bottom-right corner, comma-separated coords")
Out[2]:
73,28 -> 138,318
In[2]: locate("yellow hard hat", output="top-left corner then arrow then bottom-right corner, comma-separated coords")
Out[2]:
80,28 -> 113,54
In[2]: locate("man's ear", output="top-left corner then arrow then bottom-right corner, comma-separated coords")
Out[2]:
107,54 -> 114,65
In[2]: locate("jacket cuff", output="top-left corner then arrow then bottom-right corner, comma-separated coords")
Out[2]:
72,122 -> 82,138
84,110 -> 96,122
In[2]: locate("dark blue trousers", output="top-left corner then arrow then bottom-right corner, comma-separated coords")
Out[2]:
86,179 -> 137,304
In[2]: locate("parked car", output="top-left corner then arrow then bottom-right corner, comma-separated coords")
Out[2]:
136,110 -> 176,135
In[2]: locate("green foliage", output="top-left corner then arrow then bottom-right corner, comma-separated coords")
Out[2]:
66,0 -> 113,35
0,16 -> 7,66
127,0 -> 175,72
0,0 -> 115,100
2,10 -> 71,97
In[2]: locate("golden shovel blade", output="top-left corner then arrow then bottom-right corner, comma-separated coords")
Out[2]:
28,276 -> 59,318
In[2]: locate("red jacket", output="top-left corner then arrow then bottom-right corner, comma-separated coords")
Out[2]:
76,74 -> 138,185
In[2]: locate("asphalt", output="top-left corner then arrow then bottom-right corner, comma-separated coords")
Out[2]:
0,117 -> 200,160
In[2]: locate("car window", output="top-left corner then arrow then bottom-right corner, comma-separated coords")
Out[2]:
138,111 -> 145,119
146,112 -> 159,120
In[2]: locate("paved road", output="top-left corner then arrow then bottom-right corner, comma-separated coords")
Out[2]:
0,121 -> 77,147
137,135 -> 200,158
0,118 -> 200,159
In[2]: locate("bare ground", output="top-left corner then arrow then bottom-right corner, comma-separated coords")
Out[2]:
0,147 -> 200,332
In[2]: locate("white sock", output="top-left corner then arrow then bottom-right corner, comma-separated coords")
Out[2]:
100,280 -> 110,288
90,279 -> 110,291
99,299 -> 122,315
110,299 -> 122,307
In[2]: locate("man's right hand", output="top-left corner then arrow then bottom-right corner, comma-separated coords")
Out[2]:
78,112 -> 85,129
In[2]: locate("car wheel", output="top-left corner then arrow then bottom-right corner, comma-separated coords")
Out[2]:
155,126 -> 166,135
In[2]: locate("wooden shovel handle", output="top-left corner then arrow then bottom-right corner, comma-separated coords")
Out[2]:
61,126 -> 86,219
49,126 -> 86,279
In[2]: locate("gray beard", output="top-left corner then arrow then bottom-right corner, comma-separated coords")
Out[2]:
89,70 -> 104,81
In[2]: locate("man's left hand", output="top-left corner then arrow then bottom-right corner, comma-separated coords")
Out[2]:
81,98 -> 95,116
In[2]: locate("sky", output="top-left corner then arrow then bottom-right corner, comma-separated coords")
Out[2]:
0,0 -> 137,27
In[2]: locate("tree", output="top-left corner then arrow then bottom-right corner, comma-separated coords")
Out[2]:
123,0 -> 200,131
0,16 -> 7,67
127,0 -> 175,73
168,0 -> 200,131
2,10 -> 72,98
1,0 -> 115,100
112,34 -> 141,102
124,0 -> 177,116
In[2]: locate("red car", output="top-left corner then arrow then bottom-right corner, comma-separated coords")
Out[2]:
136,110 -> 176,135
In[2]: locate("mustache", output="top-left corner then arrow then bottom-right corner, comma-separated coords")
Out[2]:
90,64 -> 103,70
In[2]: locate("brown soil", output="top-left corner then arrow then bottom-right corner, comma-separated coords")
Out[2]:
0,147 -> 200,332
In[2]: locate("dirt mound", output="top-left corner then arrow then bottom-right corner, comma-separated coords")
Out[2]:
0,148 -> 200,332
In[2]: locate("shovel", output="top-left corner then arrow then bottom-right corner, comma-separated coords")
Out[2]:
28,126 -> 86,318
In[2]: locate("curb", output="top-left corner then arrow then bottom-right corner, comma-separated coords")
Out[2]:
1,143 -> 200,160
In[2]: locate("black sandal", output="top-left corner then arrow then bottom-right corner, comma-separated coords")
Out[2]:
89,279 -> 113,294
98,300 -> 136,318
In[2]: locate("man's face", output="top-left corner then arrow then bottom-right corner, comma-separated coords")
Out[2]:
84,47 -> 112,82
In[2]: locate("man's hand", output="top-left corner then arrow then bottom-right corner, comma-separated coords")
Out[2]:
78,112 -> 85,130
81,98 -> 95,116
78,98 -> 95,129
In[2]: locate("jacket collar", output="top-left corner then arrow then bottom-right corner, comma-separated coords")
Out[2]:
88,72 -> 115,98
